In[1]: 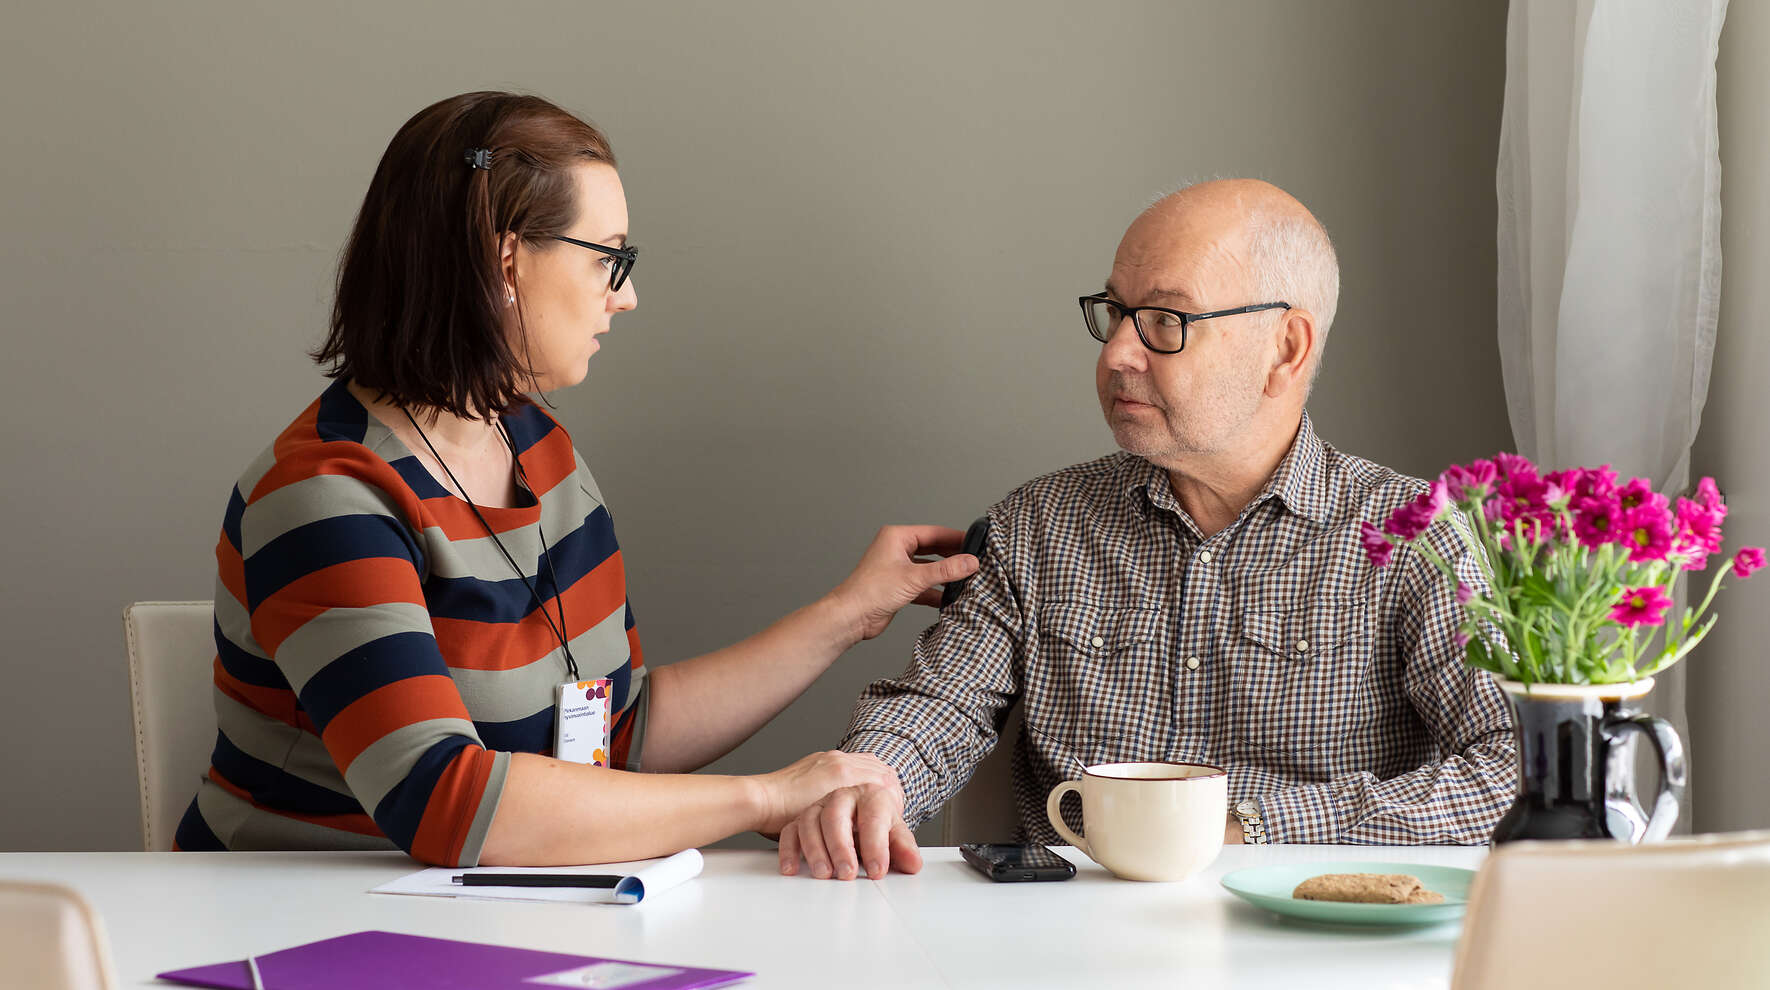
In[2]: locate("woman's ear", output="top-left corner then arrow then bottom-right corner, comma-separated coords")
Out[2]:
500,232 -> 520,304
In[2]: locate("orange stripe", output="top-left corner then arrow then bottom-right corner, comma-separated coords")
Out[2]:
408,747 -> 495,866
213,658 -> 303,728
517,424 -> 575,497
269,398 -> 322,464
429,551 -> 629,671
206,767 -> 383,837
610,707 -> 636,769
248,442 -> 425,527
323,675 -> 472,772
251,556 -> 426,655
417,495 -> 539,540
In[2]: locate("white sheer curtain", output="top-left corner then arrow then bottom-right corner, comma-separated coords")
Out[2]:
1495,0 -> 1728,830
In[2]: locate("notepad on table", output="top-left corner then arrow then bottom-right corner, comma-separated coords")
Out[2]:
371,848 -> 703,905
157,930 -> 751,989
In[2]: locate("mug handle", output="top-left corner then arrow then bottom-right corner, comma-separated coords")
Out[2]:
1600,713 -> 1688,843
1046,780 -> 1090,857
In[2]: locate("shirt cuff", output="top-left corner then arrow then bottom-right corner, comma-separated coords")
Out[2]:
840,729 -> 943,827
1256,781 -> 1344,844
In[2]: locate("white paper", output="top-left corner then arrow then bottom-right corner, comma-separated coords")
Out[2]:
370,848 -> 703,905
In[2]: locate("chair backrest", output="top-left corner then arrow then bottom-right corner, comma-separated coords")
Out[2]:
1452,829 -> 1770,990
940,704 -> 1024,845
0,882 -> 118,990
122,601 -> 217,851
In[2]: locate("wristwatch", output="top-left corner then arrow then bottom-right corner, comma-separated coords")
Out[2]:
1234,799 -> 1269,845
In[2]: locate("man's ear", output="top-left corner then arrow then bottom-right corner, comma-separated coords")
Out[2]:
1266,308 -> 1318,397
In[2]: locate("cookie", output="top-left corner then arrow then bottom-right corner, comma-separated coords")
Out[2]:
1292,872 -> 1438,904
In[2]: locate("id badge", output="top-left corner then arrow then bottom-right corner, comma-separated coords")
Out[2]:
553,679 -> 613,766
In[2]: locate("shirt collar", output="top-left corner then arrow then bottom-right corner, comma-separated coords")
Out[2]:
1120,410 -> 1332,529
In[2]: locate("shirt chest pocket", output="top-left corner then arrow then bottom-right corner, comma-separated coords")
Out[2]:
1026,603 -> 1170,757
1226,602 -> 1372,755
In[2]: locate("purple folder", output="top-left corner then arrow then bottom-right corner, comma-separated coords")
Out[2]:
157,930 -> 752,989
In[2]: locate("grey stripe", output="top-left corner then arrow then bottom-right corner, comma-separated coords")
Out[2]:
444,606 -> 634,722
212,581 -> 265,657
213,689 -> 353,800
240,473 -> 406,559
417,483 -> 607,580
196,779 -> 395,852
454,750 -> 511,867
233,446 -> 281,505
274,603 -> 435,693
343,717 -> 483,813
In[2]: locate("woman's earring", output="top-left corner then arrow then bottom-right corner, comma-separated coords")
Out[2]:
507,288 -> 516,306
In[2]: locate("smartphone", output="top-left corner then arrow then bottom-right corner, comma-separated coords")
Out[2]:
959,842 -> 1077,883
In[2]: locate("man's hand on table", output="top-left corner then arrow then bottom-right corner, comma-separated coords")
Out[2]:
777,777 -> 924,880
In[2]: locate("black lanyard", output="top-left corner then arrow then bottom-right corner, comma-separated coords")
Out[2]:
403,408 -> 580,681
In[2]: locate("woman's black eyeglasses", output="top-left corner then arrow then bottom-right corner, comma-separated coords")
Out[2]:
552,235 -> 638,292
1079,293 -> 1290,354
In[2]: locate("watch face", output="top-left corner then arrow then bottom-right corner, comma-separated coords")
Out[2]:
1235,800 -> 1258,817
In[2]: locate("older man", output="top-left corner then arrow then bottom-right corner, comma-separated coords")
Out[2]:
779,179 -> 1515,881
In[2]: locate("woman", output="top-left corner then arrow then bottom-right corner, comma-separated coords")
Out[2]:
174,92 -> 975,867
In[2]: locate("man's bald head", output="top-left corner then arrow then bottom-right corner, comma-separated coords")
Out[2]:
1131,179 -> 1340,379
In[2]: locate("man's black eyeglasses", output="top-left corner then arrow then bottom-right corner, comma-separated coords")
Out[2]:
552,235 -> 638,292
1079,293 -> 1290,354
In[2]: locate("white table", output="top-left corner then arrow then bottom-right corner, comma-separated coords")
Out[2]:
0,845 -> 1485,989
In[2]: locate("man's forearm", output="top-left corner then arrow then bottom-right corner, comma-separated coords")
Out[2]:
1257,733 -> 1517,844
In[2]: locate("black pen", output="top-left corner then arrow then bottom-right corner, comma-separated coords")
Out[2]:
451,872 -> 624,888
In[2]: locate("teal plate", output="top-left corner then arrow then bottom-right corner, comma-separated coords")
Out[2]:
1220,861 -> 1475,927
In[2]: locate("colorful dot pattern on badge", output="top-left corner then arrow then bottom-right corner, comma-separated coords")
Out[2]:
578,679 -> 614,767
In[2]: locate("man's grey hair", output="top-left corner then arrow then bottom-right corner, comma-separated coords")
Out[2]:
1247,212 -> 1340,383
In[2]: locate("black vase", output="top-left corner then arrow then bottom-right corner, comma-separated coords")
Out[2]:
1490,679 -> 1687,845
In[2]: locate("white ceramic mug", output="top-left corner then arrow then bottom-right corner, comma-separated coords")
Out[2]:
1045,761 -> 1228,882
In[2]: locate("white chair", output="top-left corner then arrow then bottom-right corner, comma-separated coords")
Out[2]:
1452,829 -> 1770,990
0,882 -> 118,990
122,601 -> 217,851
940,705 -> 1024,845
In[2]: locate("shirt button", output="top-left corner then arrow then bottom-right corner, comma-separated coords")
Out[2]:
1091,636 -> 1105,648
1296,639 -> 1310,653
1185,656 -> 1201,670
1198,551 -> 1213,564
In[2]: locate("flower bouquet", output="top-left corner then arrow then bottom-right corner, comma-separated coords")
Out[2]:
1359,453 -> 1763,842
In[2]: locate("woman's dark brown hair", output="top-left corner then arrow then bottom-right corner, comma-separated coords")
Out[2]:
313,91 -> 615,420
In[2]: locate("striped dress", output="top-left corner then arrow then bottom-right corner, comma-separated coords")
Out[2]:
175,380 -> 647,866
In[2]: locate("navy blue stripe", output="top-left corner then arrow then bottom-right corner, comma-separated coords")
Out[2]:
475,707 -> 555,754
215,619 -> 289,688
624,601 -> 636,631
245,513 -> 423,611
222,487 -> 246,553
372,736 -> 473,852
313,378 -> 369,444
500,403 -> 558,457
298,630 -> 448,731
389,454 -> 453,500
212,732 -> 367,816
606,652 -> 632,716
174,799 -> 225,851
424,505 -> 621,622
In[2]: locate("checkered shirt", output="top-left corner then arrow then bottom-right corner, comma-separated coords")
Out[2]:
842,412 -> 1517,844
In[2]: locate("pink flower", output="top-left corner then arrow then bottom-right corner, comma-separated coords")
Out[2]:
1552,465 -> 1618,501
1733,547 -> 1766,580
1456,583 -> 1475,605
1384,482 -> 1449,541
1493,452 -> 1537,480
1360,521 -> 1395,568
1696,476 -> 1724,509
1621,478 -> 1656,510
1454,630 -> 1471,649
1610,586 -> 1673,627
1673,496 -> 1724,567
1495,471 -> 1549,527
1620,505 -> 1674,563
1441,460 -> 1498,504
1571,494 -> 1624,548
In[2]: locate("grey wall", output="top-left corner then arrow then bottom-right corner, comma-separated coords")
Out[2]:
1690,0 -> 1770,834
0,1 -> 1511,852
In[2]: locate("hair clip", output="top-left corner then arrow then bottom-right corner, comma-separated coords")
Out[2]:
464,148 -> 492,170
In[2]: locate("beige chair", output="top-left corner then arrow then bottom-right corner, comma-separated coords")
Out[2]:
0,882 -> 119,990
122,601 -> 217,851
1452,829 -> 1770,990
940,705 -> 1025,845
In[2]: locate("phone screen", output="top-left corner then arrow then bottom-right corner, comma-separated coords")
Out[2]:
967,843 -> 1069,869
